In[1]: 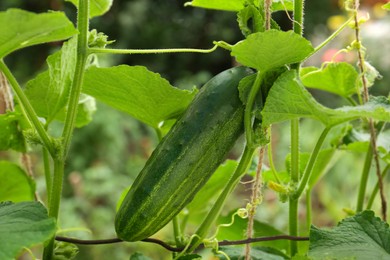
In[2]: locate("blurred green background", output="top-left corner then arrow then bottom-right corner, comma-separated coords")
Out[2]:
1,0 -> 389,259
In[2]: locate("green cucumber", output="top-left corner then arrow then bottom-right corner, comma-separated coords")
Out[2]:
115,66 -> 253,242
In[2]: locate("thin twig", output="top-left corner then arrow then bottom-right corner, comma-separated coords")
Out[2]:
245,146 -> 266,260
352,0 -> 387,221
55,235 -> 309,252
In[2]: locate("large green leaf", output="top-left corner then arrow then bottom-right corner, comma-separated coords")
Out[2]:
261,70 -> 390,127
0,9 -> 77,58
0,112 -> 25,152
0,202 -> 56,260
309,210 -> 390,259
82,65 -> 197,128
184,0 -> 246,11
0,161 -> 35,203
66,0 -> 113,18
231,30 -> 314,71
300,63 -> 359,98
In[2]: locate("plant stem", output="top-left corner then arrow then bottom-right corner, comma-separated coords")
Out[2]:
89,45 -> 218,55
187,146 -> 256,252
61,0 -> 89,157
245,146 -> 266,260
0,59 -> 55,156
42,147 -> 52,204
305,190 -> 312,236
289,199 -> 299,255
289,0 -> 305,255
244,72 -> 263,147
312,16 -> 354,55
367,164 -> 390,209
356,146 -> 373,212
293,127 -> 331,199
267,128 -> 281,183
43,158 -> 65,260
351,1 -> 386,220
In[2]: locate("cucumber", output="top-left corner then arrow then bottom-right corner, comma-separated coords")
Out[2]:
115,66 -> 253,242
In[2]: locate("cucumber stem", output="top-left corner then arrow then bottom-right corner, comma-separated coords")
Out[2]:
187,146 -> 256,252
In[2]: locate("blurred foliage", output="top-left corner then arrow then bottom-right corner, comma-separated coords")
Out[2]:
1,0 -> 389,259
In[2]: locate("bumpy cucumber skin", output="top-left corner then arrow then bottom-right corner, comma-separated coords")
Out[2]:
115,67 -> 253,242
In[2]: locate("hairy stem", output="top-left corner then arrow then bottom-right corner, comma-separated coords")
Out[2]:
367,164 -> 390,209
61,0 -> 89,156
43,158 -> 65,260
289,0 -> 305,255
245,146 -> 266,260
352,1 -> 386,220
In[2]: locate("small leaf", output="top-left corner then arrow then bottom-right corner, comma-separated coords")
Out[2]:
382,2 -> 390,11
0,9 -> 77,58
0,202 -> 56,260
0,161 -> 35,202
301,62 -> 359,97
309,210 -> 390,259
66,0 -> 113,18
184,0 -> 245,11
82,65 -> 197,128
0,112 -> 26,152
237,5 -> 264,37
232,30 -> 314,71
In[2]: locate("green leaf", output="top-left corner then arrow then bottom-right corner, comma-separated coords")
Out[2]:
309,210 -> 390,259
25,37 -> 77,123
383,2 -> 390,10
0,112 -> 26,152
300,62 -> 359,98
0,9 -> 77,58
82,65 -> 197,128
187,160 -> 238,215
0,201 -> 56,260
261,70 -> 390,127
0,161 -> 35,203
25,38 -> 96,127
237,5 -> 264,37
66,0 -> 113,18
216,246 -> 288,260
231,30 -> 314,71
184,0 -> 245,11
261,70 -> 328,126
